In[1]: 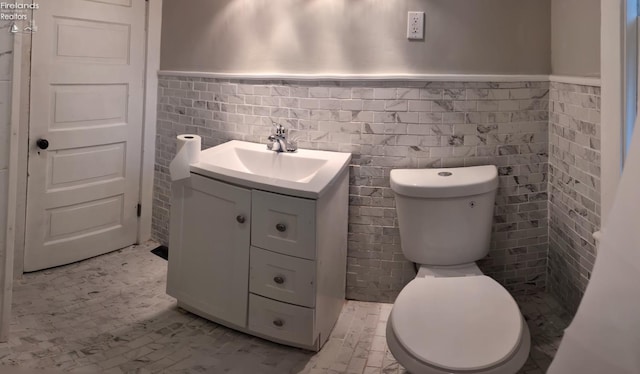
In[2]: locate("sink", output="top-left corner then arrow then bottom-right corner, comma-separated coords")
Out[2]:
190,140 -> 351,198
227,147 -> 328,183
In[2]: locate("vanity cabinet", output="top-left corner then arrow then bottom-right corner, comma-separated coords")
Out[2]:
167,170 -> 348,351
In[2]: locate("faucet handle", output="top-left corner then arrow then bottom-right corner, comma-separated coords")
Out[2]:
271,120 -> 285,135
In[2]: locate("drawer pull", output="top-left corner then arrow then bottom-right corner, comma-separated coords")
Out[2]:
276,223 -> 287,232
273,318 -> 285,327
236,215 -> 246,224
273,276 -> 285,284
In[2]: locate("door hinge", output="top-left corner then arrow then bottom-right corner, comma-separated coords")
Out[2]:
137,203 -> 142,217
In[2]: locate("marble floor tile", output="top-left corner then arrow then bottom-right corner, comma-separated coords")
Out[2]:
0,243 -> 571,373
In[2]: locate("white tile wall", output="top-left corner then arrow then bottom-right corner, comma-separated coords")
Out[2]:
548,82 -> 601,315
153,75 -> 550,302
0,169 -> 6,254
0,22 -> 12,82
0,21 -> 13,261
0,80 -> 12,170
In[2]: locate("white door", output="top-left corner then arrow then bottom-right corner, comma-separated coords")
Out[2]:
24,0 -> 146,272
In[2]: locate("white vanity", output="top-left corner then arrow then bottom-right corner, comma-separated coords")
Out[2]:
167,140 -> 351,351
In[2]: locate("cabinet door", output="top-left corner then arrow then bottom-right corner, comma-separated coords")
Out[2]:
168,174 -> 251,328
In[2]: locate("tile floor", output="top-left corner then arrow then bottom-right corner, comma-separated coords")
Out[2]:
0,243 -> 572,373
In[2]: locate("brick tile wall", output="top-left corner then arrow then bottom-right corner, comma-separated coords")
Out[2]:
548,82 -> 601,314
153,76 -> 550,302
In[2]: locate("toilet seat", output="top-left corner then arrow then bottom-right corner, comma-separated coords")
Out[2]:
390,276 -> 523,372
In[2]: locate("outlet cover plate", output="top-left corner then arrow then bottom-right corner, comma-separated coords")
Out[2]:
407,11 -> 425,40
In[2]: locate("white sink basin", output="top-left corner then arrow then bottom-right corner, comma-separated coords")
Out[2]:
191,140 -> 351,198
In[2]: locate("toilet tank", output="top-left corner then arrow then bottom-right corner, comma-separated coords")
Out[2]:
390,166 -> 498,266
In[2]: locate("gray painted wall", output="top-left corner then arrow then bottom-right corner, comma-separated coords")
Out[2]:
160,0 -> 551,75
551,0 -> 601,77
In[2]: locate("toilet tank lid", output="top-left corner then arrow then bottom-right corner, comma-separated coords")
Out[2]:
390,165 -> 498,198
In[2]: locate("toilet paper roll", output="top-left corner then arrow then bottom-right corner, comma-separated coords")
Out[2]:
169,134 -> 201,181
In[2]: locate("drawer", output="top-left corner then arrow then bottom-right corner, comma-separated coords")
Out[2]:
251,190 -> 316,260
250,247 -> 316,307
248,294 -> 316,347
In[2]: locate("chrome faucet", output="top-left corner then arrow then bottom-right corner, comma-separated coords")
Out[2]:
267,121 -> 297,153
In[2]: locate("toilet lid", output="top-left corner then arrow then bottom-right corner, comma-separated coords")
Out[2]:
390,276 -> 523,371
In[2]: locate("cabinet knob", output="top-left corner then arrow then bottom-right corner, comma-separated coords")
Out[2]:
236,215 -> 246,224
272,318 -> 284,327
275,223 -> 287,232
273,276 -> 285,284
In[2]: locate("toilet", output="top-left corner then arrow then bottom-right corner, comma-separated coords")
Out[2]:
386,165 -> 530,374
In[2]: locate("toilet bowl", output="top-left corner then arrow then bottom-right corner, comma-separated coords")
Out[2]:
387,166 -> 530,374
386,265 -> 530,374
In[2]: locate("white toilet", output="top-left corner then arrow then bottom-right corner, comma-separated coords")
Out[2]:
386,165 -> 530,374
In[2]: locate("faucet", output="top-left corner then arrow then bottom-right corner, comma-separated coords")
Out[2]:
267,121 -> 297,152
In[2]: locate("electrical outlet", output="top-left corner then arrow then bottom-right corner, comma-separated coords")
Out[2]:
407,11 -> 424,40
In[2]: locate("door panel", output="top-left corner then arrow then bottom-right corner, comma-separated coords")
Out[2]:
55,18 -> 131,64
51,84 -> 128,128
48,143 -> 125,188
86,0 -> 133,7
24,0 -> 145,271
48,195 -> 123,239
